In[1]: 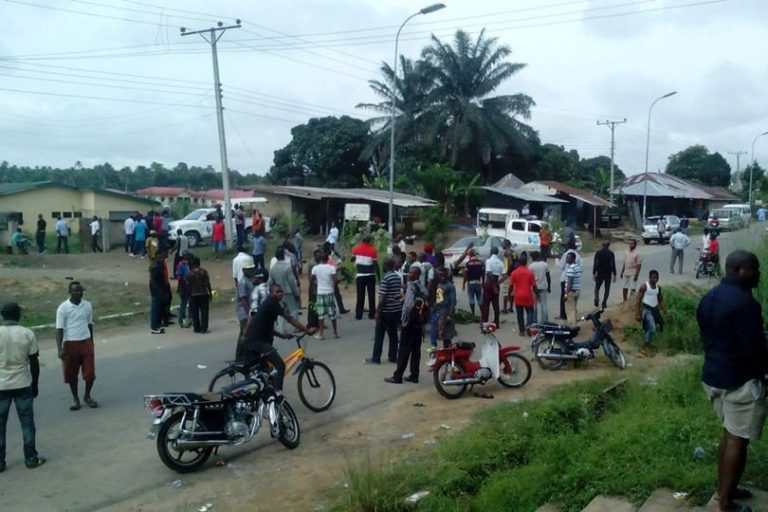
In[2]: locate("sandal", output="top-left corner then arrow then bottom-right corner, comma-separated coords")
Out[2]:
84,397 -> 99,409
715,484 -> 753,501
69,403 -> 81,411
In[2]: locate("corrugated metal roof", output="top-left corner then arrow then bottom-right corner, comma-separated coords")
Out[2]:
531,181 -> 614,208
0,181 -> 158,205
614,173 -> 713,199
248,186 -> 437,208
481,186 -> 567,203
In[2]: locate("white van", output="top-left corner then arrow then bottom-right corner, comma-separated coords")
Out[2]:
723,203 -> 751,224
476,208 -> 519,237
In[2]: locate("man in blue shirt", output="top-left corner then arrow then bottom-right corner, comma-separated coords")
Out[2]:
252,233 -> 266,270
698,250 -> 767,512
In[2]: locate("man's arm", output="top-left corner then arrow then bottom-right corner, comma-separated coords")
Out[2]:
56,328 -> 64,358
636,284 -> 647,318
374,257 -> 381,281
620,261 -> 625,278
545,270 -> 551,293
593,253 -> 598,277
29,353 -> 40,397
610,253 -> 617,277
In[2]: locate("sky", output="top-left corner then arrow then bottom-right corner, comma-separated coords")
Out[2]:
0,0 -> 766,180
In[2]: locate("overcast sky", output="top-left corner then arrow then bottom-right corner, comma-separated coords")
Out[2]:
1,0 -> 766,180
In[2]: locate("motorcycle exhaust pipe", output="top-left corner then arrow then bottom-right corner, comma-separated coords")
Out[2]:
174,439 -> 228,449
537,353 -> 580,361
441,377 -> 481,386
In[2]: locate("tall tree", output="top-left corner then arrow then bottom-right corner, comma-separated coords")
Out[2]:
420,29 -> 536,183
665,145 -> 731,187
266,116 -> 371,188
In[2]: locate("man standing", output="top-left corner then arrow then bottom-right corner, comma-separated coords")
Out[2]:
212,218 -> 225,259
293,229 -> 304,274
133,215 -> 147,258
698,251 -> 767,512
669,228 -> 691,275
620,239 -> 643,302
557,247 -> 581,320
462,249 -> 485,316
187,256 -> 212,334
0,302 -> 45,471
540,224 -> 552,260
593,241 -> 617,309
366,259 -> 402,365
509,253 -> 537,336
89,216 -> 102,253
252,232 -> 266,270
55,215 -> 70,254
326,222 -> 339,252
55,281 -> 98,410
234,204 -> 245,252
268,247 -> 300,324
385,266 -> 428,384
232,248 -> 255,289
564,252 -> 582,325
481,246 -> 505,328
311,251 -> 340,340
149,252 -> 169,335
757,206 -> 767,225
146,230 -> 160,264
236,262 -> 256,344
123,215 -> 135,255
35,214 -> 46,255
529,251 -> 550,323
636,270 -> 665,357
352,235 -> 380,320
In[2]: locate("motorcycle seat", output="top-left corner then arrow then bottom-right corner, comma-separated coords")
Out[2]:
453,341 -> 476,350
181,392 -> 221,403
540,322 -> 580,337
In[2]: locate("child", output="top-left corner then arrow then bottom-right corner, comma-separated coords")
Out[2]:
636,269 -> 665,357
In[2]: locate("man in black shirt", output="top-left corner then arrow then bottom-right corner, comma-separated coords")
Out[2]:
592,241 -> 616,309
35,214 -> 46,255
242,284 -> 313,394
698,250 -> 767,512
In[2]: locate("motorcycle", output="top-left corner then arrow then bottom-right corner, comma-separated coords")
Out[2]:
530,309 -> 626,370
694,248 -> 718,279
143,369 -> 300,473
429,322 -> 532,399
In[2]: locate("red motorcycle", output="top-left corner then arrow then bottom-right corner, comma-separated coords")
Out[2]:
429,323 -> 532,399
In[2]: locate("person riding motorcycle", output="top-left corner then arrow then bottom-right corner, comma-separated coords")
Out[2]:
241,283 -> 314,398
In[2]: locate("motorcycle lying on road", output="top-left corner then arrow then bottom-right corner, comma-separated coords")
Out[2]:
143,369 -> 300,473
429,322 -> 532,399
530,309 -> 626,370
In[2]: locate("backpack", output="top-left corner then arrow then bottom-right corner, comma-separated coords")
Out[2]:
409,284 -> 430,325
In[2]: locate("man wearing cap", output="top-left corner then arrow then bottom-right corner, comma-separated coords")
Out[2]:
237,261 -> 257,340
0,302 -> 45,471
232,248 -> 255,289
56,281 -> 98,410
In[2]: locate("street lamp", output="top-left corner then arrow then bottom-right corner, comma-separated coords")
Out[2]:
642,91 -> 677,222
388,3 -> 446,237
749,131 -> 768,208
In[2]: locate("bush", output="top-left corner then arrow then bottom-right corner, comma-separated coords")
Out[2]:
423,206 -> 450,247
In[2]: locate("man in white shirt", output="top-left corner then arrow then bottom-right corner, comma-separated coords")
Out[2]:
55,282 -> 98,411
557,248 -> 582,321
89,216 -> 102,253
311,252 -> 340,339
123,215 -> 135,254
55,216 -> 70,254
0,302 -> 45,470
481,247 -> 506,328
232,250 -> 255,289
529,251 -> 551,323
326,223 -> 339,251
668,228 -> 691,275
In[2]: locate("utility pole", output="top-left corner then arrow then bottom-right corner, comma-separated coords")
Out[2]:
727,150 -> 747,189
181,20 -> 241,249
597,118 -> 626,205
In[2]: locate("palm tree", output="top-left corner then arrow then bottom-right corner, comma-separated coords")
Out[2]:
420,29 -> 536,183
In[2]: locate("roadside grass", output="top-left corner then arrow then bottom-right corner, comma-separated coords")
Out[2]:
331,360 -> 768,512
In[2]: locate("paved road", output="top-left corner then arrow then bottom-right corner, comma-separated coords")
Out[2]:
0,228 -> 756,511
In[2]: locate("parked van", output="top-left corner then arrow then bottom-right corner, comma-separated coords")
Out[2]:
723,203 -> 751,224
475,208 -> 519,237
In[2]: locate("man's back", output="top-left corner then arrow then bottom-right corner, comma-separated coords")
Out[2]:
529,261 -> 548,289
0,322 -> 38,390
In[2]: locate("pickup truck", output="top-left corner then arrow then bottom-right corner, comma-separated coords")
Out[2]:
168,208 -> 271,247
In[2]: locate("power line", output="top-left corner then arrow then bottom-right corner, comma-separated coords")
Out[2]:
4,0 -> 184,28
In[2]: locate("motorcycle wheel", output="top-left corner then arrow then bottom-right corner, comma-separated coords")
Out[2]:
208,366 -> 249,392
276,400 -> 301,449
695,263 -> 701,279
297,360 -> 336,412
603,339 -> 627,369
498,353 -> 532,388
533,338 -> 568,370
433,360 -> 467,399
156,412 -> 213,473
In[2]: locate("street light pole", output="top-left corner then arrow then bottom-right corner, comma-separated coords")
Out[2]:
642,91 -> 677,222
388,3 -> 445,238
749,131 -> 768,208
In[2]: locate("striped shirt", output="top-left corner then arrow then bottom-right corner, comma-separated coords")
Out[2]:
378,271 -> 403,314
565,262 -> 582,292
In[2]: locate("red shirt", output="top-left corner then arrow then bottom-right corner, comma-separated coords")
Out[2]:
352,243 -> 377,277
509,265 -> 536,307
212,222 -> 225,242
709,238 -> 720,255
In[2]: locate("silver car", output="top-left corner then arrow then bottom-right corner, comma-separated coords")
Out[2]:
642,215 -> 681,245
443,236 -> 506,270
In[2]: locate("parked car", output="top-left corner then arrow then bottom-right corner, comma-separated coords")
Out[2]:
641,215 -> 681,245
168,207 -> 271,247
722,203 -> 751,225
443,236 -> 506,270
709,208 -> 743,231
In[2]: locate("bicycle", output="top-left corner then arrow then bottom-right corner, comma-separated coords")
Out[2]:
208,333 -> 336,413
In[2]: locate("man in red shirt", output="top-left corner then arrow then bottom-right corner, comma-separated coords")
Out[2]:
212,218 -> 226,259
351,235 -> 380,320
708,233 -> 721,274
509,253 -> 537,336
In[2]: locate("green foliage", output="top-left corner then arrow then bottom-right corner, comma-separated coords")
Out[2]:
272,213 -> 308,239
423,206 -> 451,247
330,361 -> 768,511
453,308 -> 479,324
665,145 -> 732,187
266,116 -> 371,187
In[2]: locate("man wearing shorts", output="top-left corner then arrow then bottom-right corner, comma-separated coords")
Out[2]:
698,250 -> 767,512
56,282 -> 98,411
311,252 -> 339,339
620,239 -> 643,302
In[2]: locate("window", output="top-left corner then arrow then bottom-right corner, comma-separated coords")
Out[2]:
63,212 -> 72,218
51,211 -> 61,218
511,221 -> 525,231
74,212 -> 83,218
528,223 -> 541,233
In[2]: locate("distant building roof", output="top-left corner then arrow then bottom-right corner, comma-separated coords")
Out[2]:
135,186 -> 189,196
528,181 -> 614,208
480,186 -> 567,203
248,185 -> 437,208
490,173 -> 524,189
199,189 -> 255,201
615,173 -> 735,201
0,181 -> 158,205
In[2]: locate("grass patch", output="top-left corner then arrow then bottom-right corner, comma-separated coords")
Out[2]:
330,360 -> 768,511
